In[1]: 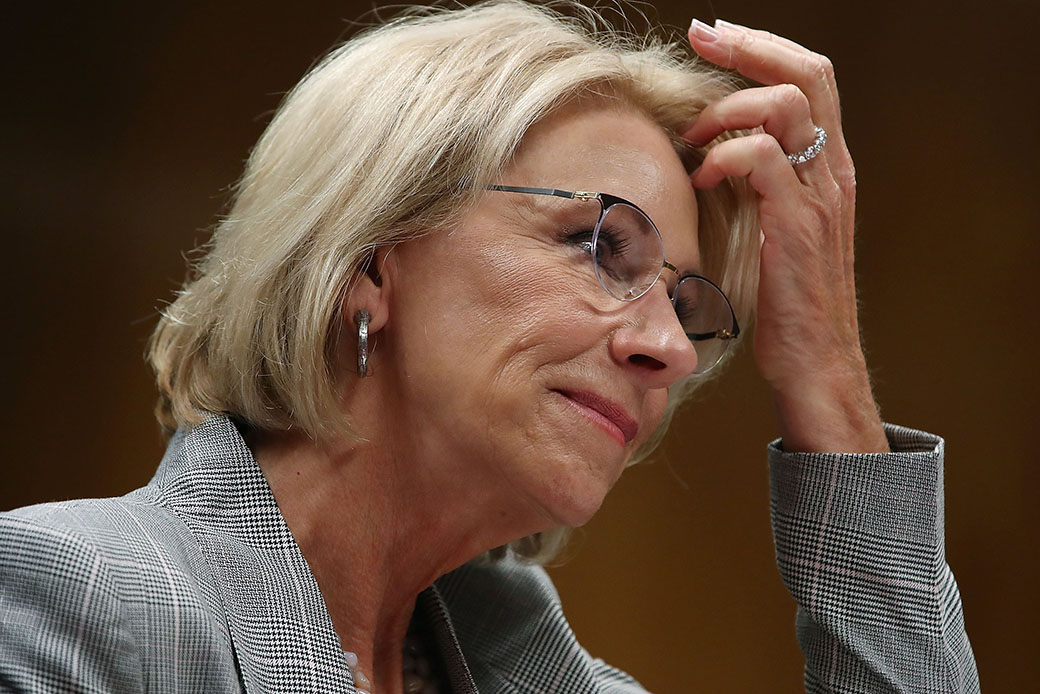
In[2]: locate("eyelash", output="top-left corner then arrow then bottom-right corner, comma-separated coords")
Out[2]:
560,226 -> 702,323
673,294 -> 696,322
564,227 -> 631,258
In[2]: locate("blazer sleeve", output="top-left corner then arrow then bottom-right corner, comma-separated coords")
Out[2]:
0,512 -> 143,693
768,424 -> 980,693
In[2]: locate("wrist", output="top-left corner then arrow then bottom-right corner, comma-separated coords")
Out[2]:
771,366 -> 888,454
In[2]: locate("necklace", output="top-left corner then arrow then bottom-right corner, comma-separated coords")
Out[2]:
344,632 -> 439,694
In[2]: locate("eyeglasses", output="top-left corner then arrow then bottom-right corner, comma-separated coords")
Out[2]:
487,185 -> 740,374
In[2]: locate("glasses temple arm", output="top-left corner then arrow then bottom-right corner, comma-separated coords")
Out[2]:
688,326 -> 740,341
486,185 -> 578,199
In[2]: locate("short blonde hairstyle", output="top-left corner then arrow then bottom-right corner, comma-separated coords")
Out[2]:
149,0 -> 759,562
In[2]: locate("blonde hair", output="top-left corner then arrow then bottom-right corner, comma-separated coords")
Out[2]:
148,0 -> 759,563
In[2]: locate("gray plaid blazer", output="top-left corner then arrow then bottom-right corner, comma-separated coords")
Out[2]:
1,415 -> 979,693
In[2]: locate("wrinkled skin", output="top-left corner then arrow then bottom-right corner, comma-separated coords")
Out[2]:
685,19 -> 886,453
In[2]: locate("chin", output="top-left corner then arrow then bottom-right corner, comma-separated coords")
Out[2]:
516,393 -> 634,529
562,501 -> 606,528
552,496 -> 605,528
537,465 -> 618,529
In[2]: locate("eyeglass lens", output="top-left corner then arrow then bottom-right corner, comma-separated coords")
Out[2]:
591,203 -> 664,301
672,276 -> 734,373
594,203 -> 734,373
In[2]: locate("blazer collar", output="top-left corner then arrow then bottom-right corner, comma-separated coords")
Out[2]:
148,415 -> 506,694
150,415 -> 356,693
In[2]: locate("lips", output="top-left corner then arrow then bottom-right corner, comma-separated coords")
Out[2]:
555,389 -> 639,445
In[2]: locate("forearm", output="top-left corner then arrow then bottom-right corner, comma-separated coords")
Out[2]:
771,352 -> 889,454
769,425 -> 979,693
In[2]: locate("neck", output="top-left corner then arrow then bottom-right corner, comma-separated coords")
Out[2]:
248,417 -> 539,692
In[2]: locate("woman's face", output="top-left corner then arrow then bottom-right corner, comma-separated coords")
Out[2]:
380,102 -> 701,531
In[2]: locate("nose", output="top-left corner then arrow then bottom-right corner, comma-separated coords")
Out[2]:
608,280 -> 698,388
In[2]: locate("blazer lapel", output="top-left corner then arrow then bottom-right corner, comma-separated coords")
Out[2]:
152,416 -> 356,694
417,584 -> 479,693
435,561 -> 617,694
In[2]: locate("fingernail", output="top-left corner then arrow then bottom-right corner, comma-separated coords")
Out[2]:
689,19 -> 719,42
714,19 -> 745,32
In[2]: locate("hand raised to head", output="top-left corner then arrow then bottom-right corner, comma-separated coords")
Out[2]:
686,19 -> 887,453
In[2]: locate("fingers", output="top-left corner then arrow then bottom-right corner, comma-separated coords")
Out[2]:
715,19 -> 813,57
685,20 -> 865,416
690,133 -> 805,198
681,85 -> 816,155
688,19 -> 843,144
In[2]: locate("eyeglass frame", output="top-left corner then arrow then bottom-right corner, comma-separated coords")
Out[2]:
485,184 -> 741,350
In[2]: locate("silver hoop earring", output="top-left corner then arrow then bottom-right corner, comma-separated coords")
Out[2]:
354,310 -> 370,377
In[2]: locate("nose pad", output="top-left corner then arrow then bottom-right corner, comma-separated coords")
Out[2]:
609,282 -> 698,385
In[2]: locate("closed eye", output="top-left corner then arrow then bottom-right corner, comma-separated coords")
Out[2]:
564,227 -> 630,259
565,230 -> 596,255
673,294 -> 697,323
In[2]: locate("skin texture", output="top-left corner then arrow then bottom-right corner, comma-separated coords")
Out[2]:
686,19 -> 887,453
252,103 -> 702,692
252,18 -> 888,693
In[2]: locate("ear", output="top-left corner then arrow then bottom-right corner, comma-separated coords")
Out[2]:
341,247 -> 396,337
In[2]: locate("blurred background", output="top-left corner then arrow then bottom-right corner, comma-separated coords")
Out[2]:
3,0 -> 1036,690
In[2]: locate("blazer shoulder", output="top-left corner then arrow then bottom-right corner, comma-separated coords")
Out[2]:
0,503 -> 146,692
1,495 -> 222,617
1,498 -> 240,693
2,494 -> 197,570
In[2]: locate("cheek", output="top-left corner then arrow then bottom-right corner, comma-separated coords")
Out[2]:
389,235 -> 598,416
466,239 -> 599,358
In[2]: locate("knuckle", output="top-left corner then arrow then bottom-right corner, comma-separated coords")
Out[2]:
774,83 -> 804,108
819,55 -> 836,79
833,150 -> 858,192
802,53 -> 834,82
836,168 -> 857,195
698,146 -> 725,173
817,54 -> 836,80
748,133 -> 781,157
826,179 -> 845,206
733,30 -> 753,51
698,147 -> 717,169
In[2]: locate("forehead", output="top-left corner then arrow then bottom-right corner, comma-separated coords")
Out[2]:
503,101 -> 700,270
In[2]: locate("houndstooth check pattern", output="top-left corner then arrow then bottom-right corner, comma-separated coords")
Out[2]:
1,417 -> 353,693
769,425 -> 979,692
0,416 -> 978,692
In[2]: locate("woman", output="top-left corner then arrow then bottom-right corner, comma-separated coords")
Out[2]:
0,1 -> 978,692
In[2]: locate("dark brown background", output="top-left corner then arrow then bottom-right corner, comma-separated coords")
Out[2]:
3,1 -> 1037,691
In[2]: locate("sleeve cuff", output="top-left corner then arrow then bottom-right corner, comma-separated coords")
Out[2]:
768,423 -> 946,549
